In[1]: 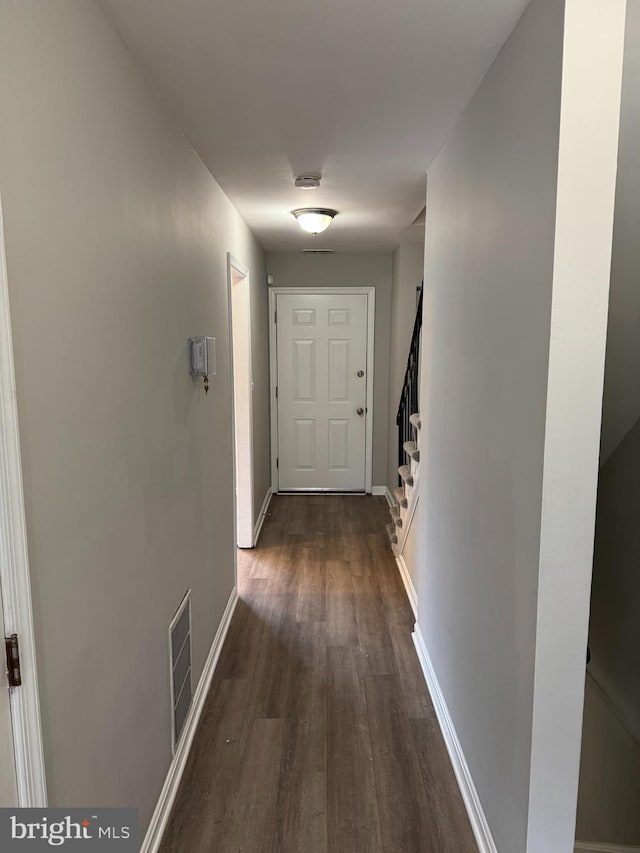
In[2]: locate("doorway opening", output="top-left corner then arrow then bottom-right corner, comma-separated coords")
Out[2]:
575,5 -> 640,845
227,254 -> 254,548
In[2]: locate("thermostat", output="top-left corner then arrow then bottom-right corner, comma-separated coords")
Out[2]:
189,336 -> 216,393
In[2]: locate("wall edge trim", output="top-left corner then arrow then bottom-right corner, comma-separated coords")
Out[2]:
252,487 -> 272,547
412,625 -> 498,853
395,554 -> 417,618
372,485 -> 393,501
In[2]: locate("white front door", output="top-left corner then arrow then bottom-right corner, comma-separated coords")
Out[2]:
276,292 -> 369,491
0,585 -> 18,806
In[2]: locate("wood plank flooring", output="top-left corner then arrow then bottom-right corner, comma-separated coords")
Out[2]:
160,494 -> 477,853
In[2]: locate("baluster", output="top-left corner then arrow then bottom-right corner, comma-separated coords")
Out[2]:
396,283 -> 423,490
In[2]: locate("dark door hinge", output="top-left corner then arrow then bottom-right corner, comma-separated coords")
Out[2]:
274,310 -> 277,324
276,457 -> 279,469
275,386 -> 278,398
5,634 -> 21,688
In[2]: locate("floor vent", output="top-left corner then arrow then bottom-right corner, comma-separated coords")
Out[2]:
169,590 -> 192,752
302,249 -> 335,254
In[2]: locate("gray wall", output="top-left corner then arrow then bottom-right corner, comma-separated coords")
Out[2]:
387,242 -> 424,490
579,415 -> 640,844
586,0 -> 640,736
576,674 -> 640,845
266,252 -> 393,488
0,0 -> 268,830
588,0 -> 640,732
599,0 -> 640,464
578,7 -> 640,837
418,4 -> 562,846
416,0 -> 625,849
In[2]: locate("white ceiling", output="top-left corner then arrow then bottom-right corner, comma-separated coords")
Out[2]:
100,0 -> 530,252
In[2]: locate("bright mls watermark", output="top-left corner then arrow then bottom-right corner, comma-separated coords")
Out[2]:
0,809 -> 138,850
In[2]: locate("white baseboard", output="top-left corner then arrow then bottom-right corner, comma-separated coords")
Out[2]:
252,487 -> 272,546
141,587 -> 239,853
396,554 -> 417,619
372,485 -> 393,505
575,844 -> 640,852
412,625 -> 497,853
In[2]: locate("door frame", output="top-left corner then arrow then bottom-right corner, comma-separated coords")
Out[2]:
227,253 -> 255,548
269,286 -> 375,494
0,191 -> 47,806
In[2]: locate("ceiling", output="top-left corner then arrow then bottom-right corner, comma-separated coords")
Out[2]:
100,0 -> 530,252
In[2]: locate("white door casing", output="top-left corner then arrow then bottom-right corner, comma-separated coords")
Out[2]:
270,289 -> 374,491
0,585 -> 18,806
227,253 -> 254,548
0,190 -> 47,806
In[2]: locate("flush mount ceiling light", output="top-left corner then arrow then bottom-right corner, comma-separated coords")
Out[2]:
295,174 -> 321,190
292,208 -> 337,236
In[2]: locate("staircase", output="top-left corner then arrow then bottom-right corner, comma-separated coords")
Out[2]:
384,283 -> 423,620
387,283 -> 423,558
387,412 -> 421,555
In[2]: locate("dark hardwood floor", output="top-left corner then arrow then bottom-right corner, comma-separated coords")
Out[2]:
160,494 -> 477,852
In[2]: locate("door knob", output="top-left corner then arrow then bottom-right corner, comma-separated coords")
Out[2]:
356,407 -> 364,416
357,370 -> 365,377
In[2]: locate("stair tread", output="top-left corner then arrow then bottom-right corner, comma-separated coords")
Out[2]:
389,503 -> 400,518
403,440 -> 420,462
392,487 -> 408,508
394,515 -> 403,528
409,412 -> 422,431
398,465 -> 414,487
386,523 -> 398,545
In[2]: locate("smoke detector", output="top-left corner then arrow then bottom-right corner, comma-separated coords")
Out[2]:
295,174 -> 321,190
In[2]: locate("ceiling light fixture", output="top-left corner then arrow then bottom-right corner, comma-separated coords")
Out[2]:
292,208 -> 337,236
295,174 -> 321,190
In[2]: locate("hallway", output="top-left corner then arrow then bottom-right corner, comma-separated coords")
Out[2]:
161,494 -> 477,852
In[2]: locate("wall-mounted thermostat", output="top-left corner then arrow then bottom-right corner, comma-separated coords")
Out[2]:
189,336 -> 216,394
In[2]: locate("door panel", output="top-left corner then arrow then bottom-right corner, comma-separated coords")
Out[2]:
328,419 -> 350,469
293,339 -> 316,401
328,339 -> 350,401
294,419 -> 316,468
277,292 -> 368,490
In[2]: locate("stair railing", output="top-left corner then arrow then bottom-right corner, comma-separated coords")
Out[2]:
396,285 -> 423,484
